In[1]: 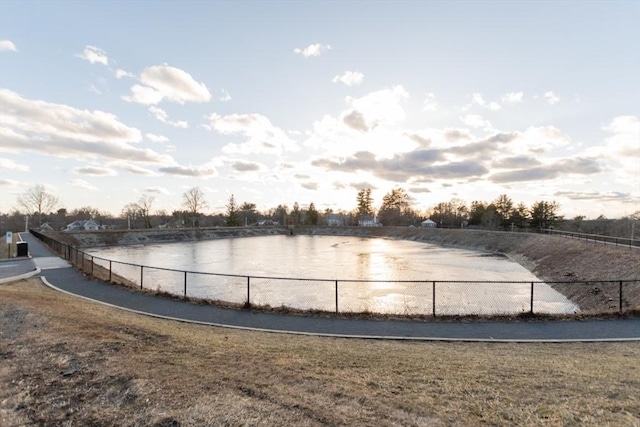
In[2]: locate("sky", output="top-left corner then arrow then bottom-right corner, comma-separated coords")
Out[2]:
0,1 -> 639,219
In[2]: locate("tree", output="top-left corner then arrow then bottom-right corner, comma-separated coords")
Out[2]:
182,187 -> 208,226
468,201 -> 487,226
493,194 -> 514,229
16,184 -> 59,226
529,201 -> 560,230
306,202 -> 319,225
137,195 -> 155,229
292,202 -> 302,224
225,194 -> 241,226
378,187 -> 410,226
356,188 -> 374,217
240,202 -> 258,226
511,203 -> 529,229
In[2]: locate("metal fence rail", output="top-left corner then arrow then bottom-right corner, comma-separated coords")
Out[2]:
30,230 -> 639,317
543,229 -> 640,249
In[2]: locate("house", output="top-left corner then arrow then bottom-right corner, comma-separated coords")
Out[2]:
421,219 -> 437,228
38,223 -> 55,232
358,215 -> 378,227
64,219 -> 101,231
325,213 -> 345,227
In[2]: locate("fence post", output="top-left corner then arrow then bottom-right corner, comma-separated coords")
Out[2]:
246,276 -> 250,307
140,266 -> 143,289
184,271 -> 187,298
91,256 -> 94,276
432,281 -> 436,317
81,252 -> 84,270
335,280 -> 339,315
619,281 -> 623,313
108,260 -> 112,282
530,282 -> 534,314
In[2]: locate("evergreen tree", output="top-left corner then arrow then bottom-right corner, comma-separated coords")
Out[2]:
306,202 -> 319,225
225,194 -> 241,226
356,188 -> 374,216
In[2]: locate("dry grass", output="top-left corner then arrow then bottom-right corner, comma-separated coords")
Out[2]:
1,279 -> 639,426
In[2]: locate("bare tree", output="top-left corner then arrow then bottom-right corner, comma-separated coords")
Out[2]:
182,187 -> 208,215
16,184 -> 59,225
137,195 -> 155,229
182,187 -> 208,227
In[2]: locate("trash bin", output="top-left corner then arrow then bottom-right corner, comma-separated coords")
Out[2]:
16,241 -> 28,257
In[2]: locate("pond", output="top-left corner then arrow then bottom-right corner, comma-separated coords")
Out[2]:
86,235 -> 579,316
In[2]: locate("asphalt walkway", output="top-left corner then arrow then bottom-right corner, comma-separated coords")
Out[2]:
3,233 -> 639,342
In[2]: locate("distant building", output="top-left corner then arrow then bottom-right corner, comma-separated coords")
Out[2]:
358,215 -> 378,227
326,213 -> 345,227
421,219 -> 437,228
64,219 -> 101,231
38,223 -> 55,232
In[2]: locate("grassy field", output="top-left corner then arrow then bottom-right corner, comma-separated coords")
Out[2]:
1,279 -> 639,426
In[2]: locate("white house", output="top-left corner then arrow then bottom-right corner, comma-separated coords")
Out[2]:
358,215 -> 378,227
64,219 -> 101,231
326,214 -> 345,226
421,219 -> 437,228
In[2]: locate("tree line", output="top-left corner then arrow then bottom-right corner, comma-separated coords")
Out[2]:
1,184 -> 638,240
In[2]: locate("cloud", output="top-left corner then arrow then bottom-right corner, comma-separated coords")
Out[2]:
115,69 -> 135,79
489,157 -> 601,183
301,182 -> 319,190
342,110 -> 369,132
148,106 -> 188,128
206,112 -> 298,155
409,187 -> 431,194
144,186 -> 170,195
460,114 -> 492,129
501,92 -> 524,104
113,162 -> 157,176
332,71 -> 364,86
123,64 -> 211,105
0,178 -> 22,186
0,158 -> 29,171
229,160 -> 262,172
601,115 -> 639,158
294,43 -> 331,57
69,179 -> 98,191
78,45 -> 108,65
492,155 -> 541,169
0,40 -> 18,52
544,91 -> 560,105
554,190 -> 633,202
0,89 -> 173,164
219,89 -> 231,102
423,92 -> 437,112
472,93 -> 501,111
73,166 -> 117,176
158,164 -> 217,177
145,133 -> 169,143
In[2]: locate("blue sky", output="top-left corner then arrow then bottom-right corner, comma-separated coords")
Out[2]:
1,1 -> 638,218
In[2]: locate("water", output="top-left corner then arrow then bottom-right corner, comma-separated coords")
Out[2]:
86,235 -> 579,315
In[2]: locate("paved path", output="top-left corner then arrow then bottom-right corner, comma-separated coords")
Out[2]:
5,233 -> 640,342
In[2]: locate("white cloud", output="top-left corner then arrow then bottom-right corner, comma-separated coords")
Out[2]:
78,45 -> 108,65
219,89 -> 231,102
460,114 -> 492,129
206,112 -> 298,155
113,162 -> 157,176
159,164 -> 217,177
344,85 -> 409,130
69,179 -> 98,191
502,91 -> 523,104
332,71 -> 364,86
145,133 -> 169,143
123,64 -> 211,105
0,178 -> 22,187
471,93 -> 501,111
0,40 -> 18,52
0,158 -> 29,171
423,92 -> 438,112
148,106 -> 189,128
544,91 -> 560,105
0,89 -> 173,164
115,69 -> 135,79
294,43 -> 331,57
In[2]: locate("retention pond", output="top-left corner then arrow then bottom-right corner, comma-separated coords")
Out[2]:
86,235 -> 579,316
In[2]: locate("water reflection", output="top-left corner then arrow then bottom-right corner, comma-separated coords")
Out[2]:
87,235 -> 579,315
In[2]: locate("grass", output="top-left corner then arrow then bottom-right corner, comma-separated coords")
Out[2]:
1,278 -> 639,426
